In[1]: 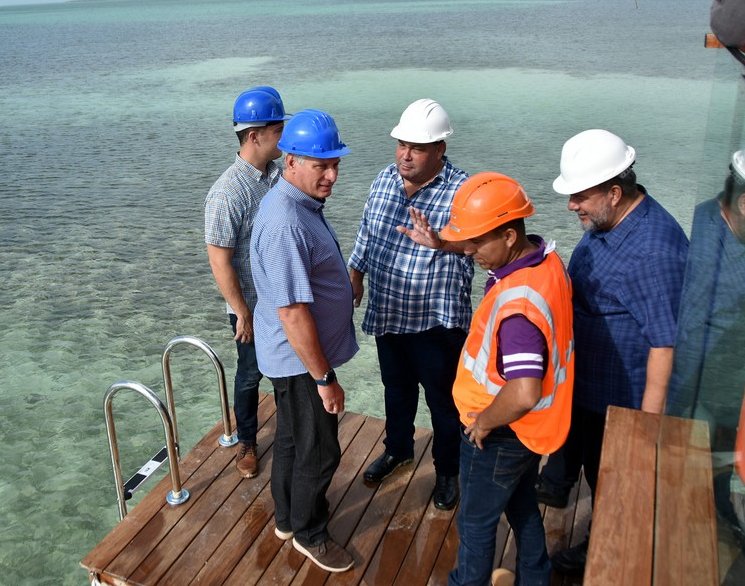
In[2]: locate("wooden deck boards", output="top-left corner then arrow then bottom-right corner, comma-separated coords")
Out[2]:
582,407 -> 718,586
82,393 -> 592,585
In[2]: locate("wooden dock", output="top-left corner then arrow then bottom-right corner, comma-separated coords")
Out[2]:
82,393 -> 591,585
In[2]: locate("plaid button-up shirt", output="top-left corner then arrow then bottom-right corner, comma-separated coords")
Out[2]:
569,191 -> 689,413
204,154 -> 281,314
349,158 -> 473,336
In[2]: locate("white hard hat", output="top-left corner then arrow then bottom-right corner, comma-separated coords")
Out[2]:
553,129 -> 636,195
390,99 -> 453,144
732,150 -> 745,182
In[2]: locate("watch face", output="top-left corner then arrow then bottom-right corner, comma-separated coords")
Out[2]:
316,369 -> 336,385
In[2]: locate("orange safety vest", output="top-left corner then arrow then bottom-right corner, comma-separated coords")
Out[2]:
452,248 -> 574,455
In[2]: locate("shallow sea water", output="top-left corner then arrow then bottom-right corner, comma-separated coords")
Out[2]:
0,0 -> 739,582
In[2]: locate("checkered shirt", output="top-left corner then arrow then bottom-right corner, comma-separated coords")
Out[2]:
204,154 -> 281,313
250,177 -> 359,377
348,158 -> 473,336
569,192 -> 689,413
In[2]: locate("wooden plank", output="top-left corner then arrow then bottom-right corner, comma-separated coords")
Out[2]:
567,476 -> 592,586
584,406 -> 660,586
108,398 -> 276,582
392,459 -> 457,585
705,32 -> 745,49
654,416 -> 718,586
212,412 -> 364,585
552,475 -> 591,586
151,412 -> 278,585
129,412 -> 277,583
105,428 -> 237,580
84,408 -> 594,585
82,394 -> 272,578
427,513 -> 459,585
161,453 -> 274,584
228,411 -> 372,585
287,428 -> 430,586
544,474 -> 582,558
569,474 -> 592,551
325,427 -> 432,586
363,446 -> 454,584
190,474 -> 277,585
288,416 -> 387,586
81,420 -> 223,575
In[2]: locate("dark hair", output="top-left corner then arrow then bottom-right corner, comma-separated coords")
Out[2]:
236,120 -> 283,146
597,165 -> 637,198
723,166 -> 745,207
236,128 -> 251,146
492,218 -> 526,238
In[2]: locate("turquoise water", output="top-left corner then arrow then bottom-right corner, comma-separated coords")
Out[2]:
0,0 -> 736,582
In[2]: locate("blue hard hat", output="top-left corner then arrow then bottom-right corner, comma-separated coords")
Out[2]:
233,86 -> 291,130
277,109 -> 351,159
251,85 -> 282,101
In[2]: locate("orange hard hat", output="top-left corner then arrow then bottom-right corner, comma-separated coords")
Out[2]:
439,172 -> 535,241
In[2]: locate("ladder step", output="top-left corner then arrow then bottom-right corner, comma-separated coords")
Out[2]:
123,446 -> 170,500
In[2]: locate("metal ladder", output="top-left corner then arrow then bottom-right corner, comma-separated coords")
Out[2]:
103,335 -> 237,520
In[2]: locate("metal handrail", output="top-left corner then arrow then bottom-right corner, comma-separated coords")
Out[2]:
161,335 -> 236,448
103,381 -> 190,520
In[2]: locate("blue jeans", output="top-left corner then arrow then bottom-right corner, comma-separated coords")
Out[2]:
450,428 -> 550,586
230,314 -> 262,445
269,373 -> 340,546
375,326 -> 466,477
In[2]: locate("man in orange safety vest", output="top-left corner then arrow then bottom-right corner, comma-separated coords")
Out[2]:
399,171 -> 574,585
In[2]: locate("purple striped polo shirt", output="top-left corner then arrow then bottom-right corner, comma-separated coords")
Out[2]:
485,235 -> 549,381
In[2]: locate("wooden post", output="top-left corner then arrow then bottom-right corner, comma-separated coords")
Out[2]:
705,32 -> 745,50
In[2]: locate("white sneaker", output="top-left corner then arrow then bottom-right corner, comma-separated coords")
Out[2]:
274,526 -> 293,540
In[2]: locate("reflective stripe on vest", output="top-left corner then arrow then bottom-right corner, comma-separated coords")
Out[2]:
462,285 -> 570,411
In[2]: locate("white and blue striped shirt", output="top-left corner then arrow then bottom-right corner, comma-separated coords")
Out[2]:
250,177 -> 359,378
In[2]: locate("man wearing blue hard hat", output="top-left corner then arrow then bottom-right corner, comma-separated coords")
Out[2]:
204,86 -> 290,479
250,109 -> 357,573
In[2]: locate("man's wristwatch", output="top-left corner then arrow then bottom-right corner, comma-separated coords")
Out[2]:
315,368 -> 337,386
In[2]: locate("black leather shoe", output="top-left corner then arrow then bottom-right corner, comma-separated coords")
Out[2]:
363,452 -> 413,483
551,538 -> 588,574
433,474 -> 459,510
535,476 -> 570,509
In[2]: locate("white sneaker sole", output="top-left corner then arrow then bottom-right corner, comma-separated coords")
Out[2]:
274,526 -> 293,540
292,538 -> 354,572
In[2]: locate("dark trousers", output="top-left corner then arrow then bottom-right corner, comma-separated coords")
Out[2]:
540,404 -> 606,501
269,373 -> 341,547
229,314 -> 262,445
375,326 -> 466,477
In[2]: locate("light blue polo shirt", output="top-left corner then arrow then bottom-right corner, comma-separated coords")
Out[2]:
250,176 -> 359,378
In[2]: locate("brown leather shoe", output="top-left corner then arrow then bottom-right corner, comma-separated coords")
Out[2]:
292,537 -> 354,572
236,442 -> 258,478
